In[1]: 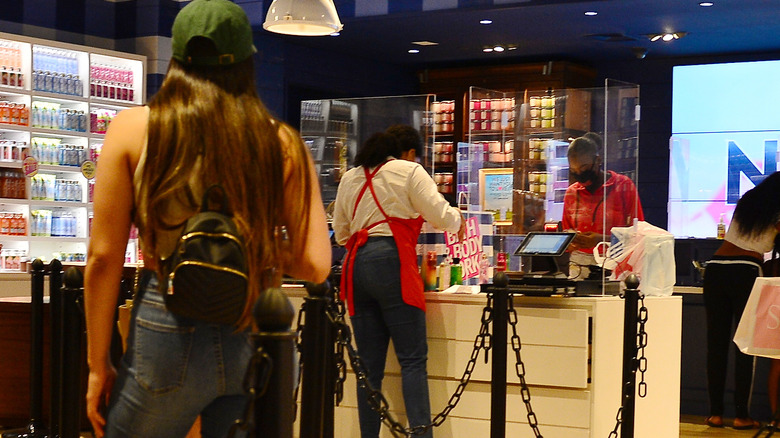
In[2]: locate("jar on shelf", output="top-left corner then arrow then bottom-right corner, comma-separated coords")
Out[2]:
541,94 -> 555,108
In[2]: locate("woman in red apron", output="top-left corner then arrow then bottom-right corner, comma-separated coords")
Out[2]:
333,127 -> 463,438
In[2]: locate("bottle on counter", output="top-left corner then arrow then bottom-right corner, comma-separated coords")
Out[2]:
717,213 -> 726,239
423,251 -> 438,291
450,257 -> 463,286
437,256 -> 451,291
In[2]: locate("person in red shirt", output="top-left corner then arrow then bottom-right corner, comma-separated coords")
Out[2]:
561,134 -> 644,271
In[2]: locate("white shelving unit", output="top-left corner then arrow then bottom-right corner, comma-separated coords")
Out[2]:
0,31 -> 146,271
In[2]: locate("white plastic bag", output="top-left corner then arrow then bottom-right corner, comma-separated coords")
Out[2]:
734,277 -> 780,359
595,221 -> 676,296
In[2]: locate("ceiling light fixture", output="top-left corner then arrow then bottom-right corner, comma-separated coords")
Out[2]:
493,45 -> 505,52
480,19 -> 493,25
263,0 -> 343,36
483,47 -> 494,53
699,1 -> 714,6
412,41 -> 439,46
649,32 -> 687,42
408,49 -> 420,54
584,11 -> 598,16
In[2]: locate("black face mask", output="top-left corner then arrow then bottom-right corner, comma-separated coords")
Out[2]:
572,164 -> 598,185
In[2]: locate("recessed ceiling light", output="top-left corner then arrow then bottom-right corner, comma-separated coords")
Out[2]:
584,11 -> 598,16
480,19 -> 493,25
408,49 -> 420,54
412,41 -> 439,46
493,45 -> 505,52
649,31 -> 687,42
699,1 -> 714,6
508,46 -> 517,51
483,47 -> 494,53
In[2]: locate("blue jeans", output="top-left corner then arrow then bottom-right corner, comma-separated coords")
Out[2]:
350,237 -> 433,438
105,274 -> 253,438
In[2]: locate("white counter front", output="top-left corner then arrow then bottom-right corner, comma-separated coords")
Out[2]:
287,290 -> 682,438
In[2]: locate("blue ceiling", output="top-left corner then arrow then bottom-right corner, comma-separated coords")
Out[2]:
263,0 -> 780,65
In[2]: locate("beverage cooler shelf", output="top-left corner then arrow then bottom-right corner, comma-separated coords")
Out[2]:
0,30 -> 146,269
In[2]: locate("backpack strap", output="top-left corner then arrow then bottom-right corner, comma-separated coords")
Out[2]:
201,185 -> 231,215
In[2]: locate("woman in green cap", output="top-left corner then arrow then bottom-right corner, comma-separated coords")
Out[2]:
84,0 -> 331,436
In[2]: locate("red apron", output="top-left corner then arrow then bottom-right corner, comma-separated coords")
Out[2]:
340,162 -> 425,316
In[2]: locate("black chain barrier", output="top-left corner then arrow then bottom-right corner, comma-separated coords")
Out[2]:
227,345 -> 273,438
282,275 -> 649,438
319,284 -> 494,437
507,294 -> 543,437
608,279 -> 649,438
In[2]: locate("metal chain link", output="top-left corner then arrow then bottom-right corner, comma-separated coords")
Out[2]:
333,293 -> 348,405
607,407 -> 623,438
328,289 -> 494,436
507,294 -> 544,437
637,294 -> 649,398
227,346 -> 273,438
292,302 -> 306,421
607,291 -> 651,437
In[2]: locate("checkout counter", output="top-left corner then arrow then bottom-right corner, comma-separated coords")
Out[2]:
286,284 -> 682,438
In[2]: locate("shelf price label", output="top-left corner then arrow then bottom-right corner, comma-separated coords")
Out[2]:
81,160 -> 97,180
23,156 -> 39,177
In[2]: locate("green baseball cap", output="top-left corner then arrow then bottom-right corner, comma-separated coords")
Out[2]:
171,0 -> 257,66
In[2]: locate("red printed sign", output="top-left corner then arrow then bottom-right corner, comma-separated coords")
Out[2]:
444,216 -> 482,280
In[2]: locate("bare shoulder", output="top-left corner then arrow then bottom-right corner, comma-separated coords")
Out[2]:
276,122 -> 298,147
103,106 -> 149,160
109,106 -> 149,135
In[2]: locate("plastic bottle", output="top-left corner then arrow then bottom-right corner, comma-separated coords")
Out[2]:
717,213 -> 726,239
424,251 -> 438,291
450,257 -> 463,286
437,256 -> 451,291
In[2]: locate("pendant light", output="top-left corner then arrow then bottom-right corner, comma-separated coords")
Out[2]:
263,0 -> 343,36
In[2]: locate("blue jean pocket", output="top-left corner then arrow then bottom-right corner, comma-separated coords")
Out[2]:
132,317 -> 195,394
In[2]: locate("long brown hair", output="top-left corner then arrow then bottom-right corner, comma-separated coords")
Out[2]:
139,52 -> 312,329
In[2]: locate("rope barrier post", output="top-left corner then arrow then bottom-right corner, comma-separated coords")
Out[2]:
60,267 -> 84,438
48,259 -> 63,438
299,281 -> 335,438
490,271 -> 509,438
253,287 -> 296,438
4,259 -> 48,438
620,274 -> 641,438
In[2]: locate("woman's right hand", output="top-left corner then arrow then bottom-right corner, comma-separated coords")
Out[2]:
86,364 -> 117,438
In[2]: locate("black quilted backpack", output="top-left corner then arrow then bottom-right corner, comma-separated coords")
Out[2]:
160,185 -> 248,326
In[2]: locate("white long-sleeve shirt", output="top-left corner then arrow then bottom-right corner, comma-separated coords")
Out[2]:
333,158 -> 462,245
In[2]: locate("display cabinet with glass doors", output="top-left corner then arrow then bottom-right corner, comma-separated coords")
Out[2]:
300,95 -> 437,217
0,32 -> 146,271
457,82 -> 640,237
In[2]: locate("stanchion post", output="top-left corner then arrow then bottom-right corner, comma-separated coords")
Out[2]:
620,274 -> 641,438
253,287 -> 296,438
4,259 -> 47,438
59,267 -> 84,438
48,259 -> 63,438
490,272 -> 509,438
299,281 -> 335,438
